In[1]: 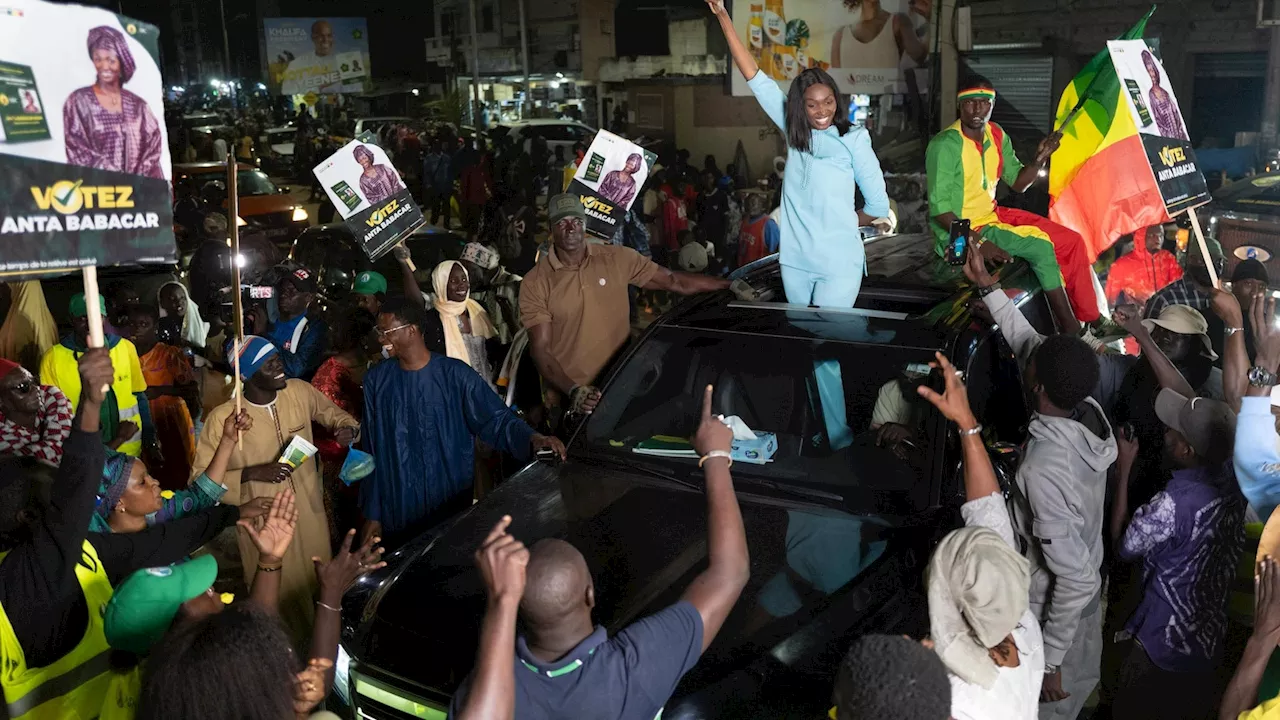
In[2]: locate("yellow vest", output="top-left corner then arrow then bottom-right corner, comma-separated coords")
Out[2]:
39,341 -> 144,456
99,665 -> 141,720
0,541 -> 115,720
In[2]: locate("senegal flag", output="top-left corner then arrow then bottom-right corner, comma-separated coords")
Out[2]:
1048,6 -> 1168,262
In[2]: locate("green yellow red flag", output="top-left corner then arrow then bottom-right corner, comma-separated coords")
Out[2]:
1048,6 -> 1168,262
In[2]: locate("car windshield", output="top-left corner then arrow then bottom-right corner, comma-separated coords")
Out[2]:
583,327 -> 943,514
237,170 -> 278,196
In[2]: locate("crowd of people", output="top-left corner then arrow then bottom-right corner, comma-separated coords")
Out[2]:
5,1 -> 1280,717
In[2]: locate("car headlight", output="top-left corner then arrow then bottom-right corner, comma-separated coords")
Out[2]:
292,206 -> 309,222
334,644 -> 353,705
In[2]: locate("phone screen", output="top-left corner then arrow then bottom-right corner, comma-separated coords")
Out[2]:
946,219 -> 971,265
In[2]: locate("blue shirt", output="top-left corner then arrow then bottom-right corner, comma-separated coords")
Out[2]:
449,601 -> 704,720
361,355 -> 535,534
746,71 -> 889,277
1235,396 -> 1280,520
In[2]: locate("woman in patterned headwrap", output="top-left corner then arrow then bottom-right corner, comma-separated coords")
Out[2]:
63,25 -> 164,179
353,144 -> 405,205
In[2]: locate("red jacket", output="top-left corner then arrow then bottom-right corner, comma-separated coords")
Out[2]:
1105,242 -> 1183,307
662,197 -> 688,251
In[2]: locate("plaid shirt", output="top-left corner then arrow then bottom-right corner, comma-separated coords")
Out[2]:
1144,278 -> 1211,319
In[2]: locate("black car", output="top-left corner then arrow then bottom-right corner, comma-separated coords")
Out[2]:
334,233 -> 1053,719
288,223 -> 469,303
1207,171 -> 1280,280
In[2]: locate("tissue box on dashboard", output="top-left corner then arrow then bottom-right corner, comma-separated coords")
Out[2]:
731,432 -> 777,464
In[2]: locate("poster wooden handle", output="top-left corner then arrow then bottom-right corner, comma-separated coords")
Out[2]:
1186,208 -> 1219,289
80,266 -> 110,394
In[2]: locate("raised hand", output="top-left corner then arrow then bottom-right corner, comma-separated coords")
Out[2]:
964,241 -> 997,288
238,489 -> 298,562
315,528 -> 387,596
704,0 -> 728,16
1252,295 -> 1280,373
916,351 -> 978,430
292,657 -> 334,715
475,515 -> 529,603
693,384 -> 733,457
77,348 -> 115,406
221,409 -> 253,440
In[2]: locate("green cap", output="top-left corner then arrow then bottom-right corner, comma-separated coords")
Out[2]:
68,293 -> 107,319
104,555 -> 219,654
548,193 -> 586,225
352,270 -> 387,296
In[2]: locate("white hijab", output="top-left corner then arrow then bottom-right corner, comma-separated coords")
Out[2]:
157,281 -> 210,348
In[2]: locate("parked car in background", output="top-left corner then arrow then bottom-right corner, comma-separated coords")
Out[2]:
173,162 -> 310,252
259,125 -> 297,176
353,116 -> 414,138
492,118 -> 596,158
333,232 -> 1051,719
1207,171 -> 1280,281
181,112 -> 221,131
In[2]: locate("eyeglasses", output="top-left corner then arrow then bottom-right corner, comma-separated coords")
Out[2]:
376,323 -> 413,338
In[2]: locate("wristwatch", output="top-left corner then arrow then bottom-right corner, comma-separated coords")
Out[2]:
977,282 -> 1002,298
1249,366 -> 1278,388
1044,663 -> 1061,676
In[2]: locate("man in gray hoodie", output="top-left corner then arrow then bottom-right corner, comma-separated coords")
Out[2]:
964,251 -> 1118,720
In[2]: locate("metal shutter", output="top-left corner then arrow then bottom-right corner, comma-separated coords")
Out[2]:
1195,52 -> 1268,78
961,55 -> 1054,140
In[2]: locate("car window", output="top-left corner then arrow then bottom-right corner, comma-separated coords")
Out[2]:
963,332 -> 1030,445
583,327 -> 941,512
238,170 -> 278,196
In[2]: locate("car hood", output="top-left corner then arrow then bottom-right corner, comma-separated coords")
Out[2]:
347,458 -> 922,703
235,194 -> 296,217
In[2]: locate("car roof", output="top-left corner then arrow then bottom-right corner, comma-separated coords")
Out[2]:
659,232 -> 1034,349
1214,172 -> 1280,215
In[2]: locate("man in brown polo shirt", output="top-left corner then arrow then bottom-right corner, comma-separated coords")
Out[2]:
521,194 -> 729,413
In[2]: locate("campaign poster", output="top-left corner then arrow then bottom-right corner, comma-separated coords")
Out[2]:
565,130 -> 657,241
265,18 -> 371,96
0,0 -> 176,280
1109,40 -> 1209,216
313,134 -> 424,261
728,0 -> 934,97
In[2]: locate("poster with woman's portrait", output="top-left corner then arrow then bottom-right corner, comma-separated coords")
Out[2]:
0,0 -> 175,280
729,0 -> 934,97
1108,40 -> 1208,217
565,129 -> 657,241
313,135 -> 424,261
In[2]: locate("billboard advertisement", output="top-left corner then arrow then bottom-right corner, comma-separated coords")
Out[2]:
0,0 -> 176,280
313,134 -> 424,261
1109,40 -> 1208,217
565,130 -> 657,241
729,0 -> 934,97
265,17 -> 371,96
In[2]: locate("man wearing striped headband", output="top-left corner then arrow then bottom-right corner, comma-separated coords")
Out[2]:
927,78 -> 1101,334
190,334 -> 362,645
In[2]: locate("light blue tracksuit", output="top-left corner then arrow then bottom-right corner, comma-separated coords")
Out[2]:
747,70 -> 890,308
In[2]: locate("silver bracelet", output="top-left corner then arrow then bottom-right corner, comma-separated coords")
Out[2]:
1226,326 -> 1244,337
316,600 -> 341,613
959,424 -> 983,437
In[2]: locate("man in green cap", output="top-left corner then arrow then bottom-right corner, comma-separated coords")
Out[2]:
520,194 -> 729,414
39,293 -> 155,457
352,270 -> 389,316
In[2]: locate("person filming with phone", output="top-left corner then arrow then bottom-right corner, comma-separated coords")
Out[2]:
926,78 -> 1097,335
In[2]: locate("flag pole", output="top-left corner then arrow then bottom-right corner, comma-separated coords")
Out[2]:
227,151 -> 244,438
1186,208 -> 1220,289
80,266 -> 110,394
